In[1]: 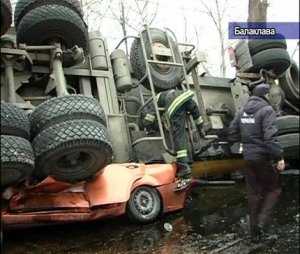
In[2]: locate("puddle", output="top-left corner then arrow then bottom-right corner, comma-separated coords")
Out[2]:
2,174 -> 299,254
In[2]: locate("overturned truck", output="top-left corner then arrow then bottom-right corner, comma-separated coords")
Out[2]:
1,0 -> 299,189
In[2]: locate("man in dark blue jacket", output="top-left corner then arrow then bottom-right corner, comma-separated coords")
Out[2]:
227,83 -> 285,242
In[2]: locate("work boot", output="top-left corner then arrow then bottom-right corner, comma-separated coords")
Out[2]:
258,189 -> 281,228
176,162 -> 192,179
250,225 -> 263,244
174,162 -> 192,191
251,224 -> 278,245
247,193 -> 263,229
257,224 -> 278,243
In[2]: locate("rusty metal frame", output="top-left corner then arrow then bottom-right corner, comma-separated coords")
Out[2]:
1,47 -> 33,103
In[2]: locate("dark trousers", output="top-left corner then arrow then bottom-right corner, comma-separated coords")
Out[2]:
170,109 -> 187,160
244,160 -> 281,232
169,108 -> 191,177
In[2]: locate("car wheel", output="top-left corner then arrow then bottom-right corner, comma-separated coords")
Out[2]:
127,186 -> 161,223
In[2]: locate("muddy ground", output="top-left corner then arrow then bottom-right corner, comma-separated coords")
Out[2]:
2,173 -> 299,254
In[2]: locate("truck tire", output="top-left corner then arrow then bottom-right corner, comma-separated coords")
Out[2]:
279,61 -> 299,105
277,133 -> 299,160
248,38 -> 287,56
130,28 -> 183,91
276,115 -> 299,135
1,102 -> 30,140
1,0 -> 12,36
127,186 -> 161,223
17,4 -> 88,51
32,119 -> 112,183
30,95 -> 106,136
247,48 -> 291,76
14,0 -> 83,28
1,135 -> 35,188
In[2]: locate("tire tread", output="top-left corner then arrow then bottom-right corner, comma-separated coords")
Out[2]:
1,135 -> 35,187
14,0 -> 83,28
1,102 -> 30,139
17,4 -> 88,50
30,95 -> 106,136
33,119 -> 113,182
130,28 -> 183,91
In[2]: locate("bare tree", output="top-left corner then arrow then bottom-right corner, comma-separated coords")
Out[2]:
182,10 -> 188,43
132,0 -> 159,26
109,0 -> 159,53
199,0 -> 228,77
109,0 -> 130,54
248,0 -> 269,22
80,0 -> 111,30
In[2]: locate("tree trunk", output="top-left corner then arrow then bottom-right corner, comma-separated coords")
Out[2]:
215,0 -> 226,77
248,0 -> 269,22
219,31 -> 226,77
120,1 -> 129,55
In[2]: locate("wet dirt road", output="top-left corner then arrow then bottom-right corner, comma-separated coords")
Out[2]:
2,173 -> 299,254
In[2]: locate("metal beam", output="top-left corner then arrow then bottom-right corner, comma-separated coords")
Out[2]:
185,57 -> 201,74
32,66 -> 112,78
4,60 -> 16,103
51,47 -> 68,97
191,68 -> 211,130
